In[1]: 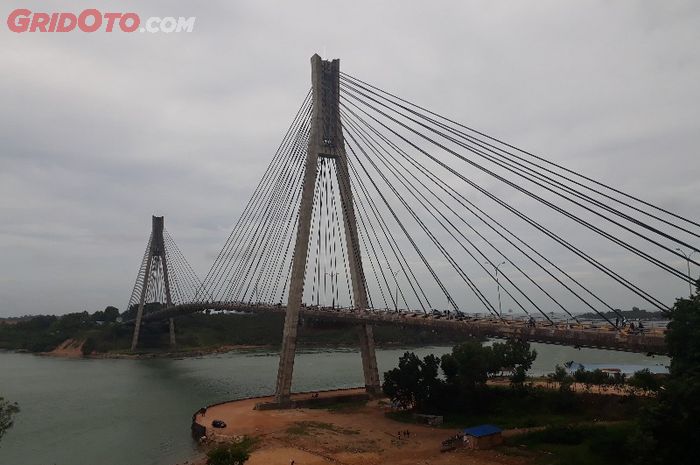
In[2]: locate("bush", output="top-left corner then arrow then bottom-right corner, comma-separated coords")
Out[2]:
206,437 -> 257,465
81,337 -> 96,356
0,397 -> 20,441
523,424 -> 593,445
627,369 -> 661,392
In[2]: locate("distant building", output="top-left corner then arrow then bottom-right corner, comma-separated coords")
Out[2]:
462,424 -> 503,449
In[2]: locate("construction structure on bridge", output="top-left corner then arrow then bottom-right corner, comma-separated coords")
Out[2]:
127,54 -> 699,405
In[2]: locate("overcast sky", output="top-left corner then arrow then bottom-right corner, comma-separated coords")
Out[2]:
1,0 -> 698,317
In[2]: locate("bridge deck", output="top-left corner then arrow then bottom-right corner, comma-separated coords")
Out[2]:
137,302 -> 667,355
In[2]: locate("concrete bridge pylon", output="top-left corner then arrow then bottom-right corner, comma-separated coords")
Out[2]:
274,55 -> 381,404
130,215 -> 177,351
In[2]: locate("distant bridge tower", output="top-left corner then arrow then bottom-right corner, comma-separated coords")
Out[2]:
275,55 -> 380,404
130,216 -> 177,350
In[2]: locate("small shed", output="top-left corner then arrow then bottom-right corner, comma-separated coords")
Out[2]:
462,424 -> 503,450
413,413 -> 444,426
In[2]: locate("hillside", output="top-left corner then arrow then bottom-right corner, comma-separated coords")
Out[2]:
0,309 -> 466,355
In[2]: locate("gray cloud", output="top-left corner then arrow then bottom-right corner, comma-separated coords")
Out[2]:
1,0 -> 698,316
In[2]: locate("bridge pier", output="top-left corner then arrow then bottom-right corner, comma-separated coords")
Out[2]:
169,318 -> 176,348
274,54 -> 380,405
358,324 -> 381,393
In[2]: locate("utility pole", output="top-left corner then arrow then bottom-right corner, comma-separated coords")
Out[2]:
391,268 -> 399,312
676,248 -> 697,297
486,261 -> 506,317
324,271 -> 337,308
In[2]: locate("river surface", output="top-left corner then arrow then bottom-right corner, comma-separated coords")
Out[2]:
0,344 -> 669,465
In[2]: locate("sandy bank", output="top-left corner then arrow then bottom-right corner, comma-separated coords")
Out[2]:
43,338 -> 84,358
192,389 -> 526,465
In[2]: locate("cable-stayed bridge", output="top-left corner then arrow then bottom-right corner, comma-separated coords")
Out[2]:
124,55 -> 695,405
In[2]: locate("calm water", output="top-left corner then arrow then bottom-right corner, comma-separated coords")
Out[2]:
0,344 -> 669,465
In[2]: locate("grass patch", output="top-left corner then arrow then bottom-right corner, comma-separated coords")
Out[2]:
308,399 -> 368,413
286,421 -> 359,436
503,423 -> 635,465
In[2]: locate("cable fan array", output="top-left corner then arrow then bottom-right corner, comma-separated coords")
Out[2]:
334,72 -> 698,325
135,73 -> 698,331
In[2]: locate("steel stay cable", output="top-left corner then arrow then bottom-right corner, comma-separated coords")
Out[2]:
202,93 -> 312,301
342,107 -> 600,323
328,161 -> 356,307
240,125 -> 311,302
351,174 -> 407,310
218,103 -> 312,301
256,124 -> 312,303
341,83 -> 698,278
346,127 -> 491,316
163,230 -> 207,302
340,73 -> 700,233
346,135 -> 462,314
228,131 -> 310,302
202,97 -> 309,301
162,234 -> 192,303
223,110 -> 312,301
341,96 -> 669,312
348,159 -> 427,312
342,110 -> 545,319
126,234 -> 153,311
343,77 -> 700,248
343,106 -> 627,323
258,158 -> 307,303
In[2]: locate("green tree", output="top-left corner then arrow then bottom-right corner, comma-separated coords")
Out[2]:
0,397 -> 19,442
382,352 -> 441,410
442,339 -> 536,390
491,339 -> 537,386
636,283 -> 700,465
627,369 -> 661,393
103,306 -> 120,322
441,340 -> 492,391
549,364 -> 569,385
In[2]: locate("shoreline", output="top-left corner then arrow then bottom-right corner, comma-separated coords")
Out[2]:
26,340 -> 462,360
43,343 -> 273,360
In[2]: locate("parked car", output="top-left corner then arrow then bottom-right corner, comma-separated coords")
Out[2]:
212,420 -> 227,428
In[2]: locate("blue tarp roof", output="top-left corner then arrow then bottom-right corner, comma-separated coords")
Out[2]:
463,424 -> 502,437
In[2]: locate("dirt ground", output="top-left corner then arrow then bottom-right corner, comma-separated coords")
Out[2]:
44,338 -> 84,357
192,389 -> 529,465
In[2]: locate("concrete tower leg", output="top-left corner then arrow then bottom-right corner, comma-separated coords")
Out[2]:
130,251 -> 153,351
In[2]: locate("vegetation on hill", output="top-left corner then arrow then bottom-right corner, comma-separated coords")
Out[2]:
577,306 -> 667,321
0,306 -> 466,355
